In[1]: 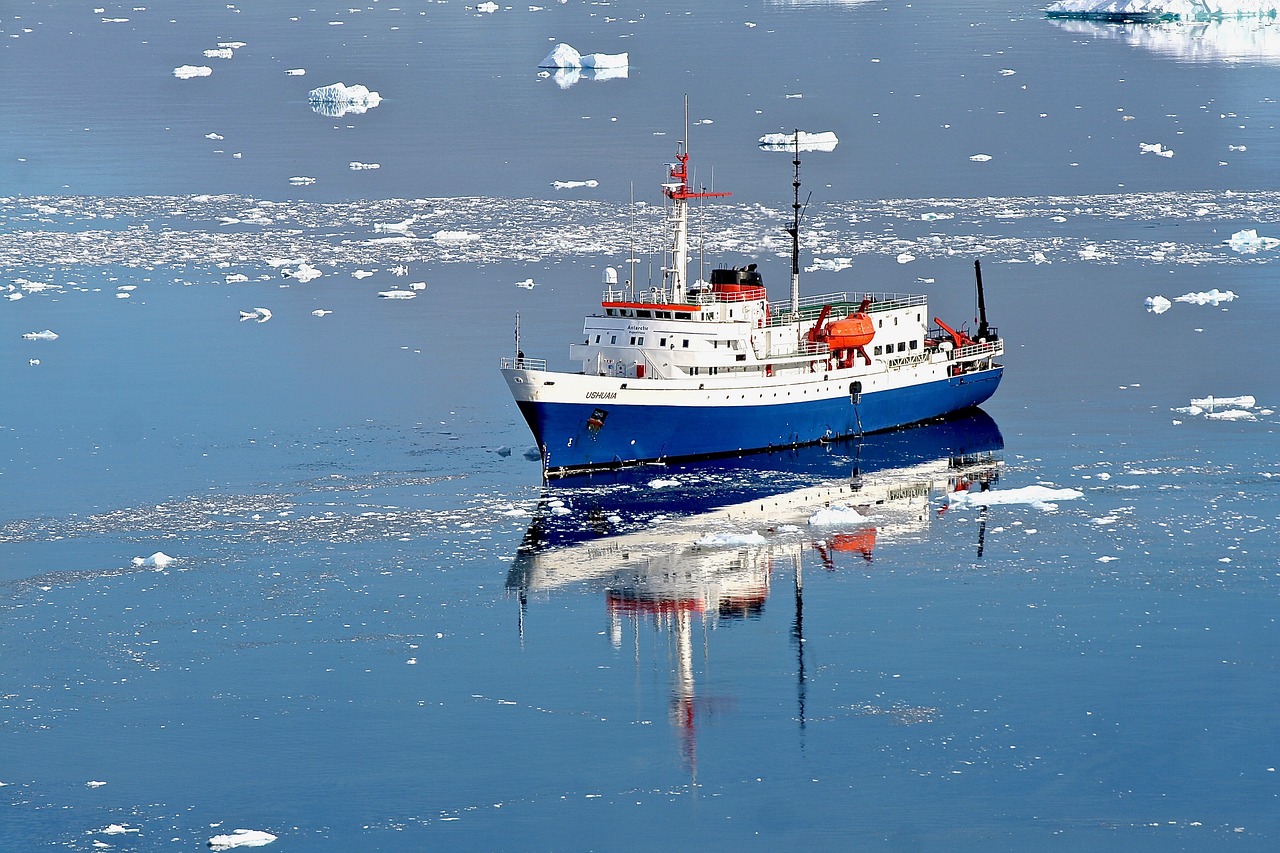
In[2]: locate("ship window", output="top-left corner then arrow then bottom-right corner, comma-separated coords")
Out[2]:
894,316 -> 898,325
878,319 -> 883,328
636,310 -> 651,318
676,312 -> 691,319
874,345 -> 883,355
682,339 -> 690,348
630,337 -> 636,345
594,335 -> 601,343
610,335 -> 617,344
606,308 -> 617,316
658,311 -> 671,319
736,354 -> 746,362
910,339 -> 918,350
898,342 -> 906,352
659,337 -> 667,346
637,338 -> 644,346
710,367 -> 718,375
691,367 -> 699,375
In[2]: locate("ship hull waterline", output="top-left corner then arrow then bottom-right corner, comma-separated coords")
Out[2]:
505,365 -> 1003,477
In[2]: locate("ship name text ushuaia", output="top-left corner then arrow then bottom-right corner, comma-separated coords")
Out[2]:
501,118 -> 1004,478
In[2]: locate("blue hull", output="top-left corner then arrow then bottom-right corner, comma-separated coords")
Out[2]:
520,366 -> 1003,476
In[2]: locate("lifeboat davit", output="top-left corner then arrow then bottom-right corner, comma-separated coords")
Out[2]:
824,314 -> 874,349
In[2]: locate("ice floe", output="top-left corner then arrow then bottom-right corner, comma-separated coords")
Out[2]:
1175,394 -> 1265,420
311,309 -> 332,317
22,329 -> 58,341
1174,288 -> 1236,305
174,65 -> 212,79
695,531 -> 768,547
808,505 -> 870,526
238,307 -> 272,322
283,263 -> 322,283
969,153 -> 992,162
307,82 -> 382,117
207,829 -> 277,850
1046,0 -> 1280,20
1144,295 -> 1172,313
1140,141 -> 1175,157
1226,227 -> 1280,252
378,289 -> 416,299
949,485 -> 1083,511
552,180 -> 599,189
515,278 -> 537,289
758,131 -> 839,152
101,825 -> 139,835
131,551 -> 174,568
539,43 -> 629,70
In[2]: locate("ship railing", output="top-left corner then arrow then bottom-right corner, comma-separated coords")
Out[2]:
949,340 -> 1001,362
765,291 -> 926,326
500,356 -> 548,371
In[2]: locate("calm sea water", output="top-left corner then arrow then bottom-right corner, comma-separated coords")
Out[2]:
2,2 -> 1278,851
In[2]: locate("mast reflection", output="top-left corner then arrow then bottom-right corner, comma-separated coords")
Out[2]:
508,410 -> 1003,770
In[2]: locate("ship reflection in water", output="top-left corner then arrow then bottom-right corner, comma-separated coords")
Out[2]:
507,410 -> 1003,770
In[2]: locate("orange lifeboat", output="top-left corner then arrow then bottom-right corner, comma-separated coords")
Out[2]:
824,314 -> 874,350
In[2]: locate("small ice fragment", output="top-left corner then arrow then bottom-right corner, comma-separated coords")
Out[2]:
969,153 -> 992,162
312,309 -> 332,317
896,253 -> 915,264
408,281 -> 426,290
477,1 -> 499,11
949,485 -> 1083,511
206,132 -> 224,140
131,552 -> 174,568
207,829 -> 277,850
515,278 -> 536,289
1139,141 -> 1174,158
433,230 -> 478,244
22,329 -> 58,341
352,270 -> 374,279
225,273 -> 249,284
1144,295 -> 1171,314
378,290 -> 416,299
552,179 -> 599,189
286,263 -> 322,282
307,82 -> 381,116
285,68 -> 306,76
999,68 -> 1016,76
696,531 -> 768,547
204,48 -> 234,59
102,825 -> 139,835
86,780 -> 107,788
28,359 -> 40,366
1226,228 -> 1280,252
288,176 -> 316,186
349,161 -> 380,170
649,478 -> 680,488
174,65 -> 213,79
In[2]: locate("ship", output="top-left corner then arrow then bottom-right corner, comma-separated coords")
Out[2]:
500,118 -> 1004,479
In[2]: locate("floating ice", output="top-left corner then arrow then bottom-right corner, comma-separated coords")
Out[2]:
225,273 -> 249,283
1226,227 -> 1280,252
86,780 -> 106,788
649,478 -> 680,488
174,65 -> 212,79
539,43 -> 628,69
349,161 -> 380,170
1046,0 -> 1280,20
809,505 -> 870,526
1174,288 -> 1236,305
806,257 -> 853,272
311,309 -> 332,317
523,446 -> 541,461
131,551 -> 174,568
22,329 -> 58,340
285,68 -> 305,76
515,278 -> 536,289
758,131 -> 839,152
696,531 -> 768,547
969,153 -> 992,162
204,48 -> 234,59
288,176 -> 316,186
477,1 -> 499,11
285,263 -> 322,282
207,829 -> 277,850
949,485 -> 1083,511
1177,394 -> 1260,420
1145,295 -> 1171,313
1140,141 -> 1175,157
307,82 -> 381,117
375,216 -> 418,235
378,289 -> 416,299
238,307 -> 271,323
433,230 -> 478,245
102,825 -> 139,835
352,269 -> 374,279
552,180 -> 599,189
896,252 -> 915,264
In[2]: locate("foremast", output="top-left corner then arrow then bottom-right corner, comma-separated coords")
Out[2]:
662,145 -> 730,303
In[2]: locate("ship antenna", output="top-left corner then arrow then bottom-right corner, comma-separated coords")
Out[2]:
786,132 -> 811,317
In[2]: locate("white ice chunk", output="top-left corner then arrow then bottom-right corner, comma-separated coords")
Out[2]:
307,82 -> 381,116
808,505 -> 870,526
758,131 -> 839,152
539,43 -> 582,68
1144,295 -> 1171,313
311,309 -> 332,317
131,551 -> 174,568
1174,288 -> 1236,305
378,290 -> 417,299
207,829 -> 278,850
352,269 -> 374,279
648,478 -> 680,488
285,68 -> 306,76
552,179 -> 599,189
949,485 -> 1084,511
1139,141 -> 1175,157
22,329 -> 58,340
1226,228 -> 1280,252
477,1 -> 499,11
433,230 -> 479,244
969,153 -> 992,162
696,531 -> 768,547
581,52 -> 628,69
101,825 -> 139,835
1191,394 -> 1255,409
515,278 -> 536,289
286,263 -> 322,283
173,65 -> 212,79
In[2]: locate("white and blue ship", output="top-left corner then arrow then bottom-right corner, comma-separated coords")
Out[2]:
501,132 -> 1004,478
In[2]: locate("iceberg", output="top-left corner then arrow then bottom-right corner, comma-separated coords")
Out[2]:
22,329 -> 58,340
581,52 -> 628,69
758,130 -> 839,152
1046,0 -> 1280,20
1174,288 -> 1236,305
1144,294 -> 1172,313
131,551 -> 174,568
307,82 -> 382,117
539,43 -> 628,70
1226,227 -> 1280,252
207,829 -> 278,850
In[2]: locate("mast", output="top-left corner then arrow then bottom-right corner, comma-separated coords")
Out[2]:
786,132 -> 804,316
662,99 -> 730,303
974,259 -> 990,340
